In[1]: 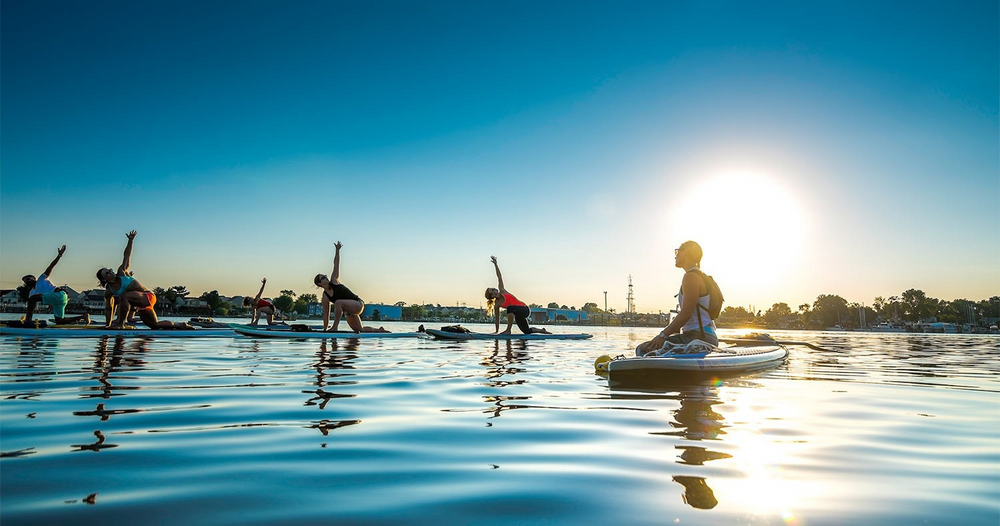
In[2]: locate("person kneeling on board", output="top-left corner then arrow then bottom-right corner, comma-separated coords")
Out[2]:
96,230 -> 192,330
19,245 -> 91,325
314,241 -> 387,333
244,278 -> 283,325
485,256 -> 552,335
637,240 -> 721,355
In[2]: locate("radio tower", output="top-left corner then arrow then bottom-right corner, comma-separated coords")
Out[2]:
626,275 -> 635,326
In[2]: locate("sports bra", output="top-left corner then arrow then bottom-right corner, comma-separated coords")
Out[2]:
112,275 -> 136,297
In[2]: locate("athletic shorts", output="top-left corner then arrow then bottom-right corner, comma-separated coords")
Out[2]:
41,291 -> 69,318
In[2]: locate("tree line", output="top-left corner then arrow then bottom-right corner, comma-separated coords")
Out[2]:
721,289 -> 999,330
148,284 -> 997,329
151,287 -> 317,317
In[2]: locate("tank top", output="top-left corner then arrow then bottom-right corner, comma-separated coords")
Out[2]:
678,269 -> 716,335
112,275 -> 136,297
501,293 -> 526,308
324,283 -> 361,303
256,299 -> 273,309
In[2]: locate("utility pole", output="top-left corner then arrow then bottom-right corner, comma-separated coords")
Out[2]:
626,275 -> 635,327
603,291 -> 607,326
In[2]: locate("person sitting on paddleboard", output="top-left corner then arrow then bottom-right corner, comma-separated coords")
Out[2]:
637,240 -> 718,354
96,230 -> 191,330
485,256 -> 552,335
314,241 -> 371,333
243,278 -> 282,326
19,245 -> 91,325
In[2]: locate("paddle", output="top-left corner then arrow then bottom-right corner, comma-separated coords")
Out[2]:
719,337 -> 830,352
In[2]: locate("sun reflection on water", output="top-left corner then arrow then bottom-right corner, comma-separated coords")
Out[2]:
715,386 -> 814,523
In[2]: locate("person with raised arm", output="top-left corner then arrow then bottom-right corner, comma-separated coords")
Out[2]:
96,231 -> 191,330
19,245 -> 91,325
243,278 -> 282,326
636,240 -> 720,355
484,256 -> 551,335
314,242 -> 368,333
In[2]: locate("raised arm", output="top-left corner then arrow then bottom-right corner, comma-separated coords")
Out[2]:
118,230 -> 137,274
43,245 -> 67,277
331,242 -> 343,282
255,278 -> 267,301
490,256 -> 505,292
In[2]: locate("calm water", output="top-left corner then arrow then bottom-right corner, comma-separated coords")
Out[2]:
2,319 -> 998,525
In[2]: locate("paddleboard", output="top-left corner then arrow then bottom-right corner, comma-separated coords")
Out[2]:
597,343 -> 787,375
228,323 -> 323,331
231,325 -> 423,339
0,325 -> 235,338
424,329 -> 593,341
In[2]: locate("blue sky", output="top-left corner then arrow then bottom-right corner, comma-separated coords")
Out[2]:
2,1 -> 997,312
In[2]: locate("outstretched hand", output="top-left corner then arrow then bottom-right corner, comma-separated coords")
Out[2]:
126,230 -> 137,240
490,256 -> 498,265
335,241 -> 343,250
57,245 -> 67,256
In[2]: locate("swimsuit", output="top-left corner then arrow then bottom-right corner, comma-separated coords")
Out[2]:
110,276 -> 155,311
324,283 -> 362,303
677,268 -> 717,345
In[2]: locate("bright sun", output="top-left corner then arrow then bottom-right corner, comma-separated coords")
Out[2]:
669,172 -> 806,287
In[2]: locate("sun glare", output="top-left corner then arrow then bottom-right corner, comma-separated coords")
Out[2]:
669,172 -> 806,286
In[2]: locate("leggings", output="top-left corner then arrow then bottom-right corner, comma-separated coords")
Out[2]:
506,305 -> 540,334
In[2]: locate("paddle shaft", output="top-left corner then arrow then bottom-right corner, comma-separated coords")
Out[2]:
719,338 -> 829,351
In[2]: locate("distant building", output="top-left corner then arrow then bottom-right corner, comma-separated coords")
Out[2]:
362,304 -> 402,321
530,307 -> 588,323
183,297 -> 209,309
80,289 -> 107,311
1,289 -> 21,308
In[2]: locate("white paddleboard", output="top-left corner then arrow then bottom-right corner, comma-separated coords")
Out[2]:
231,325 -> 423,339
424,329 -> 593,341
598,344 -> 787,375
0,325 -> 235,338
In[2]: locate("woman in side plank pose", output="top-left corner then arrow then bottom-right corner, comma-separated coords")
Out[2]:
244,278 -> 282,325
20,244 -> 91,325
484,256 -> 551,335
314,242 -> 371,333
96,230 -> 191,330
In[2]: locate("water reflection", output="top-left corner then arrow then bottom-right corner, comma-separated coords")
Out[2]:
305,340 -> 362,438
71,430 -> 118,452
6,337 -> 60,380
671,475 -> 718,510
612,380 -> 732,511
482,340 -> 532,419
482,340 -> 530,386
304,339 -> 360,409
86,337 -> 148,400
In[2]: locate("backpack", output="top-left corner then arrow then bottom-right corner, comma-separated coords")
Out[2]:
689,269 -> 724,320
